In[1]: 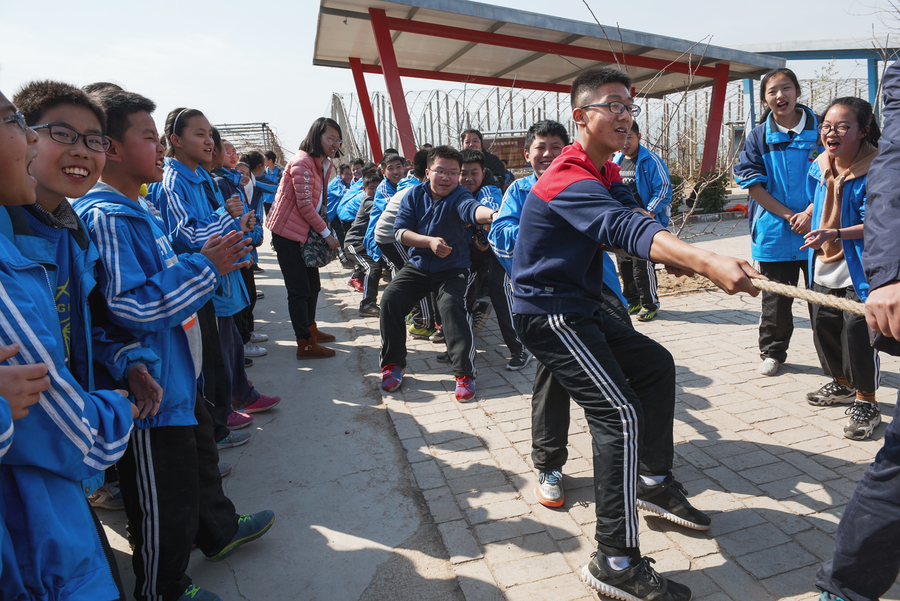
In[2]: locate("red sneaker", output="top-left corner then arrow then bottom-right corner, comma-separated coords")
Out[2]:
227,411 -> 254,429
348,277 -> 364,292
455,376 -> 476,402
381,364 -> 403,392
240,394 -> 281,414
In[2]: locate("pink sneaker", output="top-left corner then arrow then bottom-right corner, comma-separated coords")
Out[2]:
455,376 -> 476,402
240,394 -> 281,414
227,411 -> 254,430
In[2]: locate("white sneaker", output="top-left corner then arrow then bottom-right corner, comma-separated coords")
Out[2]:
758,358 -> 779,376
244,342 -> 267,357
250,331 -> 268,343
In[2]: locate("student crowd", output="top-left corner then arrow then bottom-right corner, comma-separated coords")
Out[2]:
0,61 -> 898,601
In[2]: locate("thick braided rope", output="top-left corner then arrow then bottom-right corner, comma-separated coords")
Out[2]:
751,279 -> 865,316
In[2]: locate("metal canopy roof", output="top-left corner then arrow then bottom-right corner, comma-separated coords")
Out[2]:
313,0 -> 785,99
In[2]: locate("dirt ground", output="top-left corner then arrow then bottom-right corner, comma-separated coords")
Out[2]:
655,269 -> 716,295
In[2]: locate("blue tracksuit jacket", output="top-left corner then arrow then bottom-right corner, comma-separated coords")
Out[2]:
806,156 -> 871,301
263,165 -> 282,207
0,231 -> 134,601
365,177 -> 421,261
211,168 -> 264,265
337,178 -> 366,222
734,105 -> 823,262
327,177 -> 350,221
74,183 -> 219,429
150,159 -> 248,317
613,145 -> 672,226
512,143 -> 664,316
393,181 -> 483,273
490,172 -> 627,307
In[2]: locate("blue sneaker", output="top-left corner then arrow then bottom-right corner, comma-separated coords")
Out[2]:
382,364 -> 403,392
206,510 -> 275,562
178,584 -> 222,600
819,593 -> 846,601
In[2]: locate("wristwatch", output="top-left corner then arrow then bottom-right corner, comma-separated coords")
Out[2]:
834,228 -> 842,241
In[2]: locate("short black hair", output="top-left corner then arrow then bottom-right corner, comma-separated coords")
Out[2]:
525,120 -> 570,150
363,168 -> 383,189
14,80 -> 108,133
82,82 -> 124,95
243,150 -> 265,171
630,121 -> 640,135
91,89 -> 157,142
338,162 -> 351,172
384,147 -> 398,155
361,161 -> 376,171
459,129 -> 483,145
427,145 -> 463,168
264,150 -> 277,162
460,149 -> 485,169
351,158 -> 365,167
210,126 -> 222,150
412,149 -> 429,179
299,117 -> 343,159
380,153 -> 404,169
420,143 -> 433,150
570,67 -> 632,110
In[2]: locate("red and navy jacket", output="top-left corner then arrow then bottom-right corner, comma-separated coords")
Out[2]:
511,142 -> 665,316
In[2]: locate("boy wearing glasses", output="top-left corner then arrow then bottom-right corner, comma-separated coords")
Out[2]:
512,67 -> 760,600
613,121 -> 672,321
379,146 -> 496,402
0,84 -> 138,601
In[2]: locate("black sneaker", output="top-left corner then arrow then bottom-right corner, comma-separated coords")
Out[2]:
807,381 -> 856,406
471,300 -> 492,335
256,291 -> 265,300
637,474 -> 710,530
436,351 -> 450,363
506,350 -> 532,371
582,552 -> 691,601
429,327 -> 445,344
359,302 -> 380,317
843,400 -> 881,440
244,357 -> 253,368
251,264 -> 265,274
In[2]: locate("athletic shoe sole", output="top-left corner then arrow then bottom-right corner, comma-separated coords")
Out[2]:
534,484 -> 564,507
581,564 -> 647,601
637,498 -> 711,530
507,353 -> 533,371
807,396 -> 855,406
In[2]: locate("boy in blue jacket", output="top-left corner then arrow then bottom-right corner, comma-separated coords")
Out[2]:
613,121 -> 672,321
0,88 -> 137,601
380,146 -> 496,402
344,170 -> 384,316
512,67 -> 759,601
74,89 -> 274,601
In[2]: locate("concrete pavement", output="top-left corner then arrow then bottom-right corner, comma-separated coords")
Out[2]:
100,222 -> 900,600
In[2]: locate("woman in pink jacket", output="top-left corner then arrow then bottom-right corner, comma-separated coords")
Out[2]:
267,118 -> 343,358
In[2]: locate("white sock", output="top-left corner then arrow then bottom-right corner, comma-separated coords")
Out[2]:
640,474 -> 666,486
606,555 -> 631,571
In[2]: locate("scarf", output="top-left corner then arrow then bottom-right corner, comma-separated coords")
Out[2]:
815,141 -> 878,264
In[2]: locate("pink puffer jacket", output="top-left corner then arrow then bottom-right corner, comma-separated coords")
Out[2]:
266,150 -> 332,243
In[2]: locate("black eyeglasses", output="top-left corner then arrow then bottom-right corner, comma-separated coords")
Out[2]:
1,111 -> 29,131
818,124 -> 857,136
580,101 -> 642,117
31,123 -> 111,152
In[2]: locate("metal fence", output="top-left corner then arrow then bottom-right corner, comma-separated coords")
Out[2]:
330,77 -> 872,177
213,122 -> 292,166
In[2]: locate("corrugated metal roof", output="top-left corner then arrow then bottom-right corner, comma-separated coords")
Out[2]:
314,0 -> 785,99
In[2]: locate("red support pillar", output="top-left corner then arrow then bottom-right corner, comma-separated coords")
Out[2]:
369,8 -> 418,160
349,57 -> 383,163
701,63 -> 730,174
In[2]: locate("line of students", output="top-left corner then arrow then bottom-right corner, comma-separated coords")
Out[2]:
0,81 -> 275,601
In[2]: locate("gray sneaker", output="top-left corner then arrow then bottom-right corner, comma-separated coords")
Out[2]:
535,468 -> 564,507
471,300 -> 492,335
507,350 -> 533,371
807,381 -> 856,406
843,401 -> 881,440
217,430 -> 251,449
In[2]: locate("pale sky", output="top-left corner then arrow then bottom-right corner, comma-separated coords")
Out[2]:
0,0 -> 892,151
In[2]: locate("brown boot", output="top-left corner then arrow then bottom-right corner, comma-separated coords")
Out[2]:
296,338 -> 336,359
309,322 -> 336,343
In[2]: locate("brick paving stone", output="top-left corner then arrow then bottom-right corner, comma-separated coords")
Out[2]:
473,516 -> 548,545
717,522 -> 792,557
438,519 -> 484,564
423,486 -> 466,524
465,499 -> 532,525
718,449 -> 780,471
452,559 -> 505,601
735,541 -> 818,579
741,461 -> 804,485
492,553 -> 574,588
482,531 -> 558,566
409,459 -> 446,491
447,469 -> 511,496
503,573 -> 594,601
793,528 -> 836,562
760,567 -> 820,601
456,485 -> 522,510
695,554 -> 774,601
